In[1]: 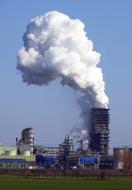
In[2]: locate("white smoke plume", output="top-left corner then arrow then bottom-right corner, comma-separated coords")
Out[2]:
17,11 -> 109,143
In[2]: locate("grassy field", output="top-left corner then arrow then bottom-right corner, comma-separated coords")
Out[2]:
0,175 -> 132,190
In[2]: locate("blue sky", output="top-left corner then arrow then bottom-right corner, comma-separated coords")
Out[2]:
0,0 -> 132,149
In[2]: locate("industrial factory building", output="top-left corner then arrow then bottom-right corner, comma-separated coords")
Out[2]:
33,108 -> 111,170
0,108 -> 110,170
0,147 -> 35,169
36,135 -> 100,169
0,108 -> 132,174
0,128 -> 35,169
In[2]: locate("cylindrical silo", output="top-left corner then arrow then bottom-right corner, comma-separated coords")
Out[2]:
113,147 -> 130,170
5,150 -> 17,156
129,148 -> 132,171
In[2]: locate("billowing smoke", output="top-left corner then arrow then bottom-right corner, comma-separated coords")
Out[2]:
17,11 -> 109,144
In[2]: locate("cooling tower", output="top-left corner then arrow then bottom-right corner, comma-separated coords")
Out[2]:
89,108 -> 110,155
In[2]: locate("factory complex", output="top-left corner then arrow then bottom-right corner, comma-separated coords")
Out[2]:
0,108 -> 132,173
0,128 -> 35,169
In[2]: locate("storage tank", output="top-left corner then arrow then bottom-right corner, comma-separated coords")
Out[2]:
129,148 -> 132,170
21,150 -> 31,157
5,150 -> 17,156
113,147 -> 130,170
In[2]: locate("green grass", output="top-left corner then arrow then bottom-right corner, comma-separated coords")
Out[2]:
0,175 -> 132,190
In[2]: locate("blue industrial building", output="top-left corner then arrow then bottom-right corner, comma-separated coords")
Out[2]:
78,156 -> 100,168
35,155 -> 100,168
79,156 -> 98,165
36,155 -> 58,166
0,158 -> 35,169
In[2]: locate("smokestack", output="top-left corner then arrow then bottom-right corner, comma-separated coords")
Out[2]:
17,11 -> 109,142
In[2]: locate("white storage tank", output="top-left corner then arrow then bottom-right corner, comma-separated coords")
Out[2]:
21,150 -> 31,157
5,150 -> 17,156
